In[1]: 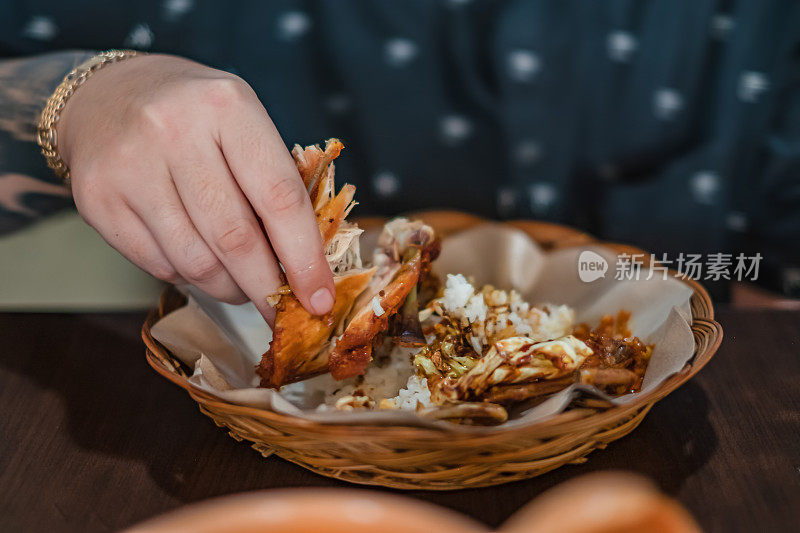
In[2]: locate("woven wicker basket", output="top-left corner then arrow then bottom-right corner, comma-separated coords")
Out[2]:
142,212 -> 722,490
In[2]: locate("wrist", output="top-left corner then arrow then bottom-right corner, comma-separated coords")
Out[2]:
38,50 -> 145,183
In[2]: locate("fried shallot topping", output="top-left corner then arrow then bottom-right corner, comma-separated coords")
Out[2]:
413,292 -> 654,423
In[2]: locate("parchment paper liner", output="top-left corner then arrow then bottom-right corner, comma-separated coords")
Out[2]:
151,224 -> 694,430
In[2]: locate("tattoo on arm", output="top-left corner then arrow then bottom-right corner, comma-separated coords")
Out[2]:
0,50 -> 95,143
0,50 -> 94,234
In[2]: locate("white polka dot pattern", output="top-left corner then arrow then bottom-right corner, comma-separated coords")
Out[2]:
22,16 -> 58,41
653,88 -> 683,120
372,171 -> 400,197
710,14 -> 735,39
384,38 -> 418,67
496,187 -> 517,216
528,182 -> 557,214
514,140 -> 542,166
124,23 -> 154,49
439,115 -> 473,145
507,49 -> 541,82
162,0 -> 194,21
276,11 -> 312,41
607,31 -> 637,62
726,211 -> 748,232
690,171 -> 720,204
738,71 -> 770,103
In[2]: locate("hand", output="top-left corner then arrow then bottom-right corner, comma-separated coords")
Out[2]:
57,54 -> 334,322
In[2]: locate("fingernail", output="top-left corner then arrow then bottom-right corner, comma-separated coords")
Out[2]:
309,287 -> 334,315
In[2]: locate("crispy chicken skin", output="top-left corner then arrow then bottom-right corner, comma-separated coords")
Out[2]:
328,221 -> 440,379
328,249 -> 423,379
257,139 -> 439,388
258,139 -> 369,388
258,267 -> 375,388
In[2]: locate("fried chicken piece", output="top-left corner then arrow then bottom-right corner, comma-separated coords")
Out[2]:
258,139 -> 375,388
258,267 -> 375,388
257,140 -> 439,387
328,221 -> 440,379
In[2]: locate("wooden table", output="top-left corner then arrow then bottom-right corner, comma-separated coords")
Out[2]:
1,308 -> 798,532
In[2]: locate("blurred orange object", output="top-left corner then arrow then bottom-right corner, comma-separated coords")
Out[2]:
124,489 -> 485,533
126,473 -> 700,533
499,472 -> 701,533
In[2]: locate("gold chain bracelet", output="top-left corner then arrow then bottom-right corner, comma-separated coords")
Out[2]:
37,49 -> 145,184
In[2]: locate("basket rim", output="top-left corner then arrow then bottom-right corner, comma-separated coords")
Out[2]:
141,212 -> 723,437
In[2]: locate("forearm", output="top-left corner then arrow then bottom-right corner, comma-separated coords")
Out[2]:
0,50 -> 95,234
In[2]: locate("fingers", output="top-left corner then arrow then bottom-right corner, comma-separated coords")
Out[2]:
125,177 -> 249,305
216,94 -> 334,315
167,141 -> 288,318
84,204 -> 186,286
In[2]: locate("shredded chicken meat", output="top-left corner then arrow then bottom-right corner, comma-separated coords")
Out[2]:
257,139 -> 439,388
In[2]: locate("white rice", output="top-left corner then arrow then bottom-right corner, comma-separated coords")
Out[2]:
464,293 -> 487,323
436,274 -> 575,346
388,375 -> 433,410
301,346 -> 421,411
286,273 -> 576,412
442,273 -> 474,311
370,296 -> 385,317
